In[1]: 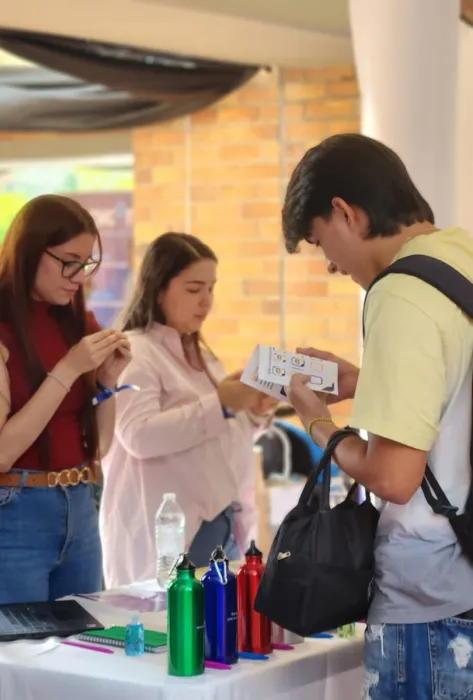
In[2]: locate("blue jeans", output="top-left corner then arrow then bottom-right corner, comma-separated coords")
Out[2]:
0,474 -> 102,604
364,618 -> 473,699
189,505 -> 239,568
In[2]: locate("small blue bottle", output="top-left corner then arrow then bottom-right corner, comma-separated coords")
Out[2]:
125,614 -> 145,656
201,545 -> 238,665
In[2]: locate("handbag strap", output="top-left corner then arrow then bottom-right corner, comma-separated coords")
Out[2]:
323,430 -> 375,506
299,427 -> 359,509
346,480 -> 373,503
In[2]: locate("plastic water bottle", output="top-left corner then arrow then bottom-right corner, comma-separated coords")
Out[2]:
155,493 -> 186,589
125,614 -> 145,656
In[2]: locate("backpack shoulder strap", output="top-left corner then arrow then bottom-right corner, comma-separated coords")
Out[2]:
364,253 -> 473,520
363,254 -> 473,336
367,254 -> 473,317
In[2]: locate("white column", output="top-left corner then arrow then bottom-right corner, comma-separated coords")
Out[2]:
456,21 -> 473,233
349,0 -> 460,228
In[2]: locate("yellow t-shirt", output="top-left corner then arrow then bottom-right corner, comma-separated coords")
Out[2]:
352,227 -> 473,449
350,227 -> 473,624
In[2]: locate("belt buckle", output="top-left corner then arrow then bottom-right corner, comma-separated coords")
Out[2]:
58,469 -> 71,488
80,466 -> 92,485
47,472 -> 58,488
69,468 -> 80,486
48,466 -> 93,488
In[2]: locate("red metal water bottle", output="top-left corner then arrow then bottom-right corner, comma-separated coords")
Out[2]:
237,540 -> 272,654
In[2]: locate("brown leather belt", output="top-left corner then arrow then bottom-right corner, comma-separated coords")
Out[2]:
0,466 -> 95,489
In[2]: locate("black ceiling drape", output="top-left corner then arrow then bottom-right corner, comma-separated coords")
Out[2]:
0,29 -> 260,132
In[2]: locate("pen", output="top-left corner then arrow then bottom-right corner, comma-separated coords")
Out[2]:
272,643 -> 294,651
237,651 -> 269,660
62,640 -> 115,654
204,660 -> 232,670
309,632 -> 333,639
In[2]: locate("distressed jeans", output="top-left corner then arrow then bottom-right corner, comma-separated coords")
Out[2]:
363,618 -> 473,699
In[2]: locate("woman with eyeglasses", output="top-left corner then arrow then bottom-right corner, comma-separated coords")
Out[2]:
0,194 -> 132,604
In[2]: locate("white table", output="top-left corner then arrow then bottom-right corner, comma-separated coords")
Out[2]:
0,586 -> 364,700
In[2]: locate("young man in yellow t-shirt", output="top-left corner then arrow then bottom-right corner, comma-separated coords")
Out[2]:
283,133 -> 473,699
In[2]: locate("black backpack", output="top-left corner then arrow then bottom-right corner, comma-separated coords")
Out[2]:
366,254 -> 473,564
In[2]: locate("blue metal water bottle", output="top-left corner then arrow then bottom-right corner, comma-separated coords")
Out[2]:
201,545 -> 238,665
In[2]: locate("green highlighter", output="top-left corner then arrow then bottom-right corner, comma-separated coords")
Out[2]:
167,553 -> 204,677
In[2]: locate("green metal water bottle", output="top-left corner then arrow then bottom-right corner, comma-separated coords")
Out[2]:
167,553 -> 204,677
338,623 -> 356,638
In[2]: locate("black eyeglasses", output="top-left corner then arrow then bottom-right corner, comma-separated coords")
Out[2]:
46,250 -> 99,280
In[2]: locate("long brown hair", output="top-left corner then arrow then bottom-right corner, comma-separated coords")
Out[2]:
0,194 -> 103,467
121,232 -> 217,371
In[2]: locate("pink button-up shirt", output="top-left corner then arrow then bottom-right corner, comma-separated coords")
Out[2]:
99,324 -> 257,588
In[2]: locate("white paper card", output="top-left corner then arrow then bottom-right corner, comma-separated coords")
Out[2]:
241,344 -> 338,399
241,346 -> 287,400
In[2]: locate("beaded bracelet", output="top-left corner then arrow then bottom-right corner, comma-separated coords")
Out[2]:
306,416 -> 333,437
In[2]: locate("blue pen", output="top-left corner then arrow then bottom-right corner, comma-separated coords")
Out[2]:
238,651 -> 269,660
309,632 -> 333,639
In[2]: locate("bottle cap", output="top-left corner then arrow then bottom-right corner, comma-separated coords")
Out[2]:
245,540 -> 262,558
210,545 -> 228,563
130,613 -> 140,625
176,553 -> 196,571
163,492 -> 176,500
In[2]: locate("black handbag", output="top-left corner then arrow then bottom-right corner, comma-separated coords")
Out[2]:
254,428 -> 379,636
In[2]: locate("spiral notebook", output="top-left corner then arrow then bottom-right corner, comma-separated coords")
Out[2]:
79,626 -> 167,654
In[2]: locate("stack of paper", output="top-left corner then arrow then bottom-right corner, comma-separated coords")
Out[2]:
241,345 -> 338,400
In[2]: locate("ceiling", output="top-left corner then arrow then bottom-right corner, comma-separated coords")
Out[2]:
0,0 -> 352,164
0,2 -> 469,164
0,0 -> 352,69
150,0 -> 351,35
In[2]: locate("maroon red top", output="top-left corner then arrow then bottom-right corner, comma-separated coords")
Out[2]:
0,301 -> 100,472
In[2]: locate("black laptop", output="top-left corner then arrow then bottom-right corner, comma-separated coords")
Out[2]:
0,600 -> 104,641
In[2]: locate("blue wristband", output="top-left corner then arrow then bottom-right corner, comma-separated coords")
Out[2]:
93,382 -> 140,406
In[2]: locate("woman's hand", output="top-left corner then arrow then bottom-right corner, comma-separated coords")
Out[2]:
96,335 -> 132,389
217,371 -> 262,413
249,394 -> 279,416
296,347 -> 359,404
287,373 -> 331,430
59,330 -> 125,384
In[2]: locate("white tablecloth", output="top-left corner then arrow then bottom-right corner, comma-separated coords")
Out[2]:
0,586 -> 364,700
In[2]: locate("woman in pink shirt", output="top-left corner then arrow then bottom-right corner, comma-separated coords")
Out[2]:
100,233 -> 274,587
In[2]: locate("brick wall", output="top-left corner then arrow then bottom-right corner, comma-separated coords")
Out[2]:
133,65 -> 361,426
